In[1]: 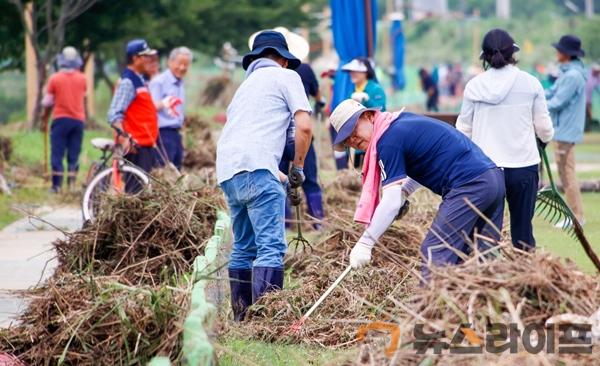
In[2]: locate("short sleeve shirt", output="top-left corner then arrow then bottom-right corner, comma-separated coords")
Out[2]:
216,60 -> 312,184
376,112 -> 495,196
47,70 -> 87,121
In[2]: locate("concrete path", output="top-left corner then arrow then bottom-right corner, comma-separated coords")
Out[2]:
0,207 -> 82,328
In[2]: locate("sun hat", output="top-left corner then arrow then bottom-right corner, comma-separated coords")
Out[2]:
552,35 -> 585,58
479,28 -> 520,60
248,27 -> 309,62
242,30 -> 300,70
341,59 -> 369,73
330,99 -> 378,151
57,46 -> 82,69
126,39 -> 154,57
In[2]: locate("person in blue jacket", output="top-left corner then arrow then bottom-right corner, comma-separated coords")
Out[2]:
546,35 -> 588,226
340,57 -> 386,169
279,62 -> 325,229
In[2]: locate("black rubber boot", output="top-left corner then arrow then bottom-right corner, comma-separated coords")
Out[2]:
252,266 -> 284,303
228,268 -> 252,321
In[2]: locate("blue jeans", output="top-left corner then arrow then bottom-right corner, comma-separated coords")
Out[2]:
221,169 -> 287,270
50,117 -> 84,189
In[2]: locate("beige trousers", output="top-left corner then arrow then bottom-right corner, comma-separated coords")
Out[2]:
554,141 -> 584,221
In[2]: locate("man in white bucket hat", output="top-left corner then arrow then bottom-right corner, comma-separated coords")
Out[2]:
329,99 -> 505,279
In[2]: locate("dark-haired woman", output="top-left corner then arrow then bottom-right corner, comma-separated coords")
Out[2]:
341,58 -> 386,168
456,28 -> 554,251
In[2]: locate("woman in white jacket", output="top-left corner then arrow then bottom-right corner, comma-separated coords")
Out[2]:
457,29 -> 554,251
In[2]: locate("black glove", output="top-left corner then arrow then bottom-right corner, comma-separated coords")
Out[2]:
536,138 -> 547,150
289,165 -> 305,189
287,185 -> 302,206
395,200 -> 410,221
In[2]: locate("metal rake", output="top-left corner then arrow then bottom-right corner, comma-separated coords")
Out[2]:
536,147 -> 600,272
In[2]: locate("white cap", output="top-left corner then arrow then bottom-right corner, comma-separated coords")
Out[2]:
61,46 -> 79,61
248,26 -> 310,61
341,59 -> 368,73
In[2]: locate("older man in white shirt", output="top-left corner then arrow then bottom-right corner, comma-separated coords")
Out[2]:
149,47 -> 192,170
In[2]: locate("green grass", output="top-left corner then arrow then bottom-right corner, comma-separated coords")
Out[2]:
534,192 -> 600,273
0,125 -> 112,229
0,186 -> 48,229
8,128 -> 108,175
217,337 -> 353,366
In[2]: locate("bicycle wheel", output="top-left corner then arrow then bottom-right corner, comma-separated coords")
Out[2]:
81,165 -> 149,222
84,161 -> 103,187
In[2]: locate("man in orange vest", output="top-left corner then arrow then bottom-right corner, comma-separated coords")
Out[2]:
108,39 -> 159,173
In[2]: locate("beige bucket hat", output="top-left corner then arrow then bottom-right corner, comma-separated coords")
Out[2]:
330,99 -> 378,151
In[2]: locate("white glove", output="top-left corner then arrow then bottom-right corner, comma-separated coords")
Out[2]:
161,96 -> 182,117
351,92 -> 369,103
350,241 -> 374,269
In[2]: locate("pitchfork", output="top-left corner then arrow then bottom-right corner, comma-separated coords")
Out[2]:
536,147 -> 600,272
287,180 -> 312,254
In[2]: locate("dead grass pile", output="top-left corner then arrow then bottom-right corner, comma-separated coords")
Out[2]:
198,75 -> 238,107
182,115 -> 217,171
323,170 -> 362,208
239,197 -> 435,345
386,248 -> 600,365
237,169 -> 600,365
54,181 -> 225,285
0,274 -> 188,365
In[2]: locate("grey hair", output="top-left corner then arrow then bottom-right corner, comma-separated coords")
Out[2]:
169,47 -> 193,62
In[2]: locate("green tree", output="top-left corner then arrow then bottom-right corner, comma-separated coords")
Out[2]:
65,0 -> 314,87
9,0 -> 98,128
0,2 -> 24,70
577,17 -> 600,61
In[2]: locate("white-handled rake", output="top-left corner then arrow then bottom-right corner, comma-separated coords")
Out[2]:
289,265 -> 353,333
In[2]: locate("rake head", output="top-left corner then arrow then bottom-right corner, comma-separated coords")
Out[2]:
535,187 -> 577,237
288,204 -> 313,254
289,234 -> 312,254
288,317 -> 307,334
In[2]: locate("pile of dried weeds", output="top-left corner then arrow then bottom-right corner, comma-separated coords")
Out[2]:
55,181 -> 225,285
238,190 -> 436,345
389,247 -> 600,362
0,274 -> 188,365
182,116 -> 217,171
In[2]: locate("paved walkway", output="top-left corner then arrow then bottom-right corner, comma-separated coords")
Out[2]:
0,207 -> 81,328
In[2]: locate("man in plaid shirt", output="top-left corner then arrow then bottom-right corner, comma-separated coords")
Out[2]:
108,39 -> 158,173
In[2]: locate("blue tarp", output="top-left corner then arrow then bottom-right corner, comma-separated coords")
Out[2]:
330,0 -> 377,110
391,19 -> 406,91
